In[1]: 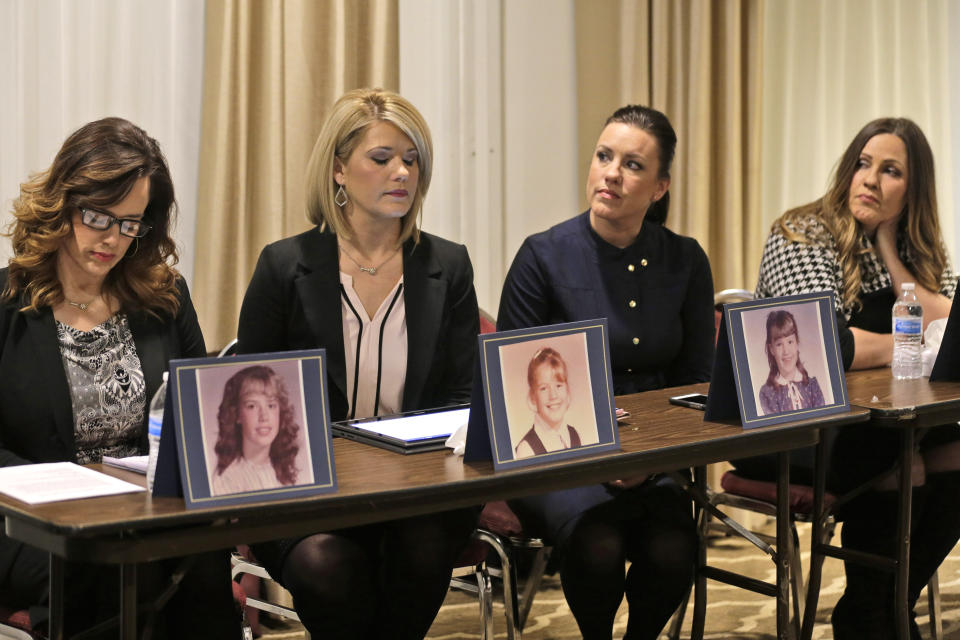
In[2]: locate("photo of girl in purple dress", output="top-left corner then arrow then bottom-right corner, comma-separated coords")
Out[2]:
758,309 -> 826,415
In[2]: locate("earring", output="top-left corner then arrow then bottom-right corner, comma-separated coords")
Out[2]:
334,184 -> 349,207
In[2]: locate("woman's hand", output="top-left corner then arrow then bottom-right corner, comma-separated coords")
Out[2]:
606,474 -> 649,490
873,215 -> 900,267
870,215 -> 951,328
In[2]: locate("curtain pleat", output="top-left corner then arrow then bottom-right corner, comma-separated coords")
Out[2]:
195,0 -> 398,350
576,0 -> 763,293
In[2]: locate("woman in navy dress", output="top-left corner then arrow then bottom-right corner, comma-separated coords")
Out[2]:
498,104 -> 714,640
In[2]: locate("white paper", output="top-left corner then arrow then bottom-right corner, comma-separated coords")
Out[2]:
0,462 -> 145,504
445,423 -> 469,455
103,455 -> 149,475
353,407 -> 470,442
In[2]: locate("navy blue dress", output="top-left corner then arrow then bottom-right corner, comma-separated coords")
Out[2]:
497,212 -> 715,547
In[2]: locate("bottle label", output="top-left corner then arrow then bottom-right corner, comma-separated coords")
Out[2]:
893,318 -> 922,335
148,414 -> 163,437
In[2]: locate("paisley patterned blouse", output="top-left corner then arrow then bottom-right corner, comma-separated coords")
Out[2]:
57,314 -> 145,464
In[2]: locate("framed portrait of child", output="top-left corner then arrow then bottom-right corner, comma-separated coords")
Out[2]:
712,292 -> 849,428
164,349 -> 337,508
469,319 -> 619,470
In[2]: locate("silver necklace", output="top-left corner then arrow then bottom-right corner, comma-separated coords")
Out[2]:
338,244 -> 399,276
65,294 -> 99,311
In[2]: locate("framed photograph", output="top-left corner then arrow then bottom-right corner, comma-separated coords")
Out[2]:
476,319 -> 619,470
723,292 -> 849,428
169,349 -> 337,508
931,279 -> 960,381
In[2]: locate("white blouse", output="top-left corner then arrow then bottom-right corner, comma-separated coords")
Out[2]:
340,273 -> 407,419
211,457 -> 282,496
515,414 -> 573,459
775,370 -> 805,411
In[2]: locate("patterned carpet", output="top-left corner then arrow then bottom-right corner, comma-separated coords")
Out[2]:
257,519 -> 960,639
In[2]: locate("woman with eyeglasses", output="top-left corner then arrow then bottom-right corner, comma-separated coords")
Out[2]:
0,117 -> 240,638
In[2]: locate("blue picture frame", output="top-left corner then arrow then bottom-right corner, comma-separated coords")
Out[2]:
169,349 -> 337,508
723,292 -> 849,428
476,319 -> 619,470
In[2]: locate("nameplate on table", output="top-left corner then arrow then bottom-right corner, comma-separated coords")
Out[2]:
931,280 -> 960,381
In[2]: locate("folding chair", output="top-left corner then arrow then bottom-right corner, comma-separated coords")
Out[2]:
669,470 -> 941,640
449,501 -> 552,640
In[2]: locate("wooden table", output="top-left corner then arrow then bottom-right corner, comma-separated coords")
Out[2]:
801,369 -> 960,640
0,383 -> 867,640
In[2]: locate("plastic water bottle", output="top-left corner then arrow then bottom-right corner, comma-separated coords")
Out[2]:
892,283 -> 923,379
146,372 -> 168,491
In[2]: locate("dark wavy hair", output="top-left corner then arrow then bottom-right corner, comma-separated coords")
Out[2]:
214,366 -> 300,486
764,310 -> 811,387
604,104 -> 677,225
4,117 -> 180,316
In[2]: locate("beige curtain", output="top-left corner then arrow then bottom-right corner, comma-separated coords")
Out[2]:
760,0 -> 953,256
194,0 -> 398,351
575,0 -> 764,294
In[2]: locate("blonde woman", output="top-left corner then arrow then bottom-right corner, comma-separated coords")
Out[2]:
237,89 -> 479,640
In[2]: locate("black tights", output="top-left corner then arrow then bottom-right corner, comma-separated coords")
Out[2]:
280,508 -> 477,640
558,487 -> 697,640
833,471 -> 960,640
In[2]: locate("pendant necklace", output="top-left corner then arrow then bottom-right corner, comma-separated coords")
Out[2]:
338,244 -> 399,276
66,295 -> 99,311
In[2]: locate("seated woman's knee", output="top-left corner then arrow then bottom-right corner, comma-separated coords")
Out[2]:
283,534 -> 370,599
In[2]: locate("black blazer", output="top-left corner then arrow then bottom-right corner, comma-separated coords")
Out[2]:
0,269 -> 206,582
0,269 -> 207,468
236,227 -> 479,421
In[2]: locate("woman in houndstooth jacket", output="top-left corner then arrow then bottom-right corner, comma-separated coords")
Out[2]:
736,118 -> 959,640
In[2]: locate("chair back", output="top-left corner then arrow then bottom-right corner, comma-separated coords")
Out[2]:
713,289 -> 754,345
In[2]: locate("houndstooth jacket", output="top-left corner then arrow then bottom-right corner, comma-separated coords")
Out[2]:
755,214 -> 956,321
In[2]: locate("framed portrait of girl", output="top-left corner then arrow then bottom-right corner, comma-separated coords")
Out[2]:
469,319 -> 619,470
165,349 -> 337,508
718,292 -> 849,428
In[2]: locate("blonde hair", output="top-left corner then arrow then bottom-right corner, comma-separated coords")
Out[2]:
304,88 -> 433,245
778,117 -> 947,313
4,117 -> 180,316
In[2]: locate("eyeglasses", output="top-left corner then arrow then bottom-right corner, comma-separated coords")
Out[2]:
79,208 -> 152,238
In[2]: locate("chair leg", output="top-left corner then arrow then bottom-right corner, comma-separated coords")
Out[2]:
788,523 -> 804,627
691,467 -> 710,640
666,582 -> 691,640
927,571 -> 942,640
473,530 -> 521,640
517,545 -> 551,630
475,563 -> 495,640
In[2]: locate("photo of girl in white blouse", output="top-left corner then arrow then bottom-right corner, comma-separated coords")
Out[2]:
210,365 -> 305,495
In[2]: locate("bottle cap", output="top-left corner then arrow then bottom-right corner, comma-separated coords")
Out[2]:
903,282 -> 915,290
